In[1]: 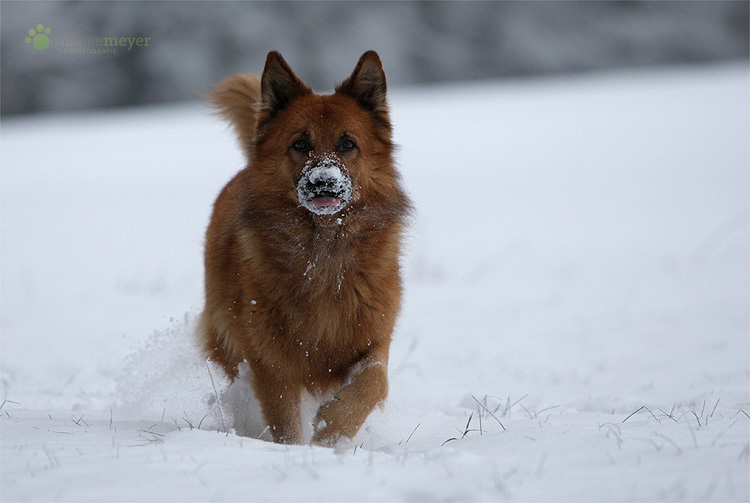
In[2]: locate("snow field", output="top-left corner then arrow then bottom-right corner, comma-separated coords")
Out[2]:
1,63 -> 748,501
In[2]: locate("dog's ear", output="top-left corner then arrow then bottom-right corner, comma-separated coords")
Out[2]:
336,51 -> 388,118
260,51 -> 311,118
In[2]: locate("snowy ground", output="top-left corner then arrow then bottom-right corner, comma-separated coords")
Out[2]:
1,63 -> 748,502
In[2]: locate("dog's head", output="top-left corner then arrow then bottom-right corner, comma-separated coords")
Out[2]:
252,51 -> 393,218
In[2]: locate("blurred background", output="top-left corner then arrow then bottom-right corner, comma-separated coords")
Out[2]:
1,0 -> 748,117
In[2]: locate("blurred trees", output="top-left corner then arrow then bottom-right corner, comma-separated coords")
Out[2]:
1,1 -> 747,115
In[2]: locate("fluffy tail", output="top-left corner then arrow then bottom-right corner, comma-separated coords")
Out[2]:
208,74 -> 261,161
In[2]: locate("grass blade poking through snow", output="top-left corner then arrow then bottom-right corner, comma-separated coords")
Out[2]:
206,361 -> 227,433
472,395 -> 506,431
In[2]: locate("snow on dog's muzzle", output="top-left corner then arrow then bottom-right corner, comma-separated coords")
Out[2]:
296,154 -> 353,215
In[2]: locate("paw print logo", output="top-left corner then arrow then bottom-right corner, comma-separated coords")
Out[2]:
24,24 -> 51,50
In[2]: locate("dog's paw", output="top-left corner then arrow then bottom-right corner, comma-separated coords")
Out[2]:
312,398 -> 348,446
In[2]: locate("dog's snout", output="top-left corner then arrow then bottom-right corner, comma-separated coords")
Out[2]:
296,154 -> 354,215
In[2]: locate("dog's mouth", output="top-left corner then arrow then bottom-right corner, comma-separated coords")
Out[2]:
311,195 -> 342,208
296,154 -> 353,215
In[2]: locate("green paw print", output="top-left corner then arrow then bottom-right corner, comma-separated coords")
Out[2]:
25,24 -> 51,50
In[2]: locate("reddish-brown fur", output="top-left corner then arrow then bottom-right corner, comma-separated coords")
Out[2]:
198,51 -> 410,445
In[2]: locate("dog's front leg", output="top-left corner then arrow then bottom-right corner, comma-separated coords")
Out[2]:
251,363 -> 303,444
312,354 -> 388,446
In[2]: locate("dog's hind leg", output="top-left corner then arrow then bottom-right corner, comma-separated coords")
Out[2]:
197,312 -> 242,379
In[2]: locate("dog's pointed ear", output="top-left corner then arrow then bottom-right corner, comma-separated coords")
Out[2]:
336,51 -> 388,116
260,51 -> 311,116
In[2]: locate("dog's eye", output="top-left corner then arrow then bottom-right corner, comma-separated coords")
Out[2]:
292,139 -> 309,152
339,139 -> 357,152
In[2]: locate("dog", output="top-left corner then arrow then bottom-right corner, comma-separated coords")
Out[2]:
198,50 -> 410,445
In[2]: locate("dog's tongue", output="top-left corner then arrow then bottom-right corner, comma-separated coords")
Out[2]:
312,196 -> 341,207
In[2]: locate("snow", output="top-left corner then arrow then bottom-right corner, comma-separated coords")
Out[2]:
2,64 -> 748,501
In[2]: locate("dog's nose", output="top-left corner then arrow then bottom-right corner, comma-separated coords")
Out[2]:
305,164 -> 347,193
308,174 -> 339,194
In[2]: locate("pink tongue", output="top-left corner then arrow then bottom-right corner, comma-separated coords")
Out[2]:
312,196 -> 341,207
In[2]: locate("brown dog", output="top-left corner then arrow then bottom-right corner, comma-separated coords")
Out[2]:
198,51 -> 410,445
